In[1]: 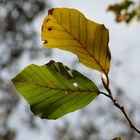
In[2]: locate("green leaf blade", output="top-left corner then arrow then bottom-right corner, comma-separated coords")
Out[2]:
12,60 -> 99,119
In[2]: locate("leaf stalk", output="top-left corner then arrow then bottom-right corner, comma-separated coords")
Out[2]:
100,74 -> 140,135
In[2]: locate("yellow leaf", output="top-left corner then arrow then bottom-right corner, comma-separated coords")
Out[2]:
41,8 -> 111,74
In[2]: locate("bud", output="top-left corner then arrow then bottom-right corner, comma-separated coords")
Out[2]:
101,73 -> 109,88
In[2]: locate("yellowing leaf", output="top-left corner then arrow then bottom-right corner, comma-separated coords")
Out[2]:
42,8 -> 111,74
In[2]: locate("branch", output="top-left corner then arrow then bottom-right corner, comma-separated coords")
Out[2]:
100,74 -> 140,135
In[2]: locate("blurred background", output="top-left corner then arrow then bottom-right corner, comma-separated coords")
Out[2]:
0,0 -> 140,140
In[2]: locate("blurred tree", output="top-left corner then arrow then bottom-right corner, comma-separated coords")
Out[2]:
107,0 -> 140,23
0,0 -> 51,140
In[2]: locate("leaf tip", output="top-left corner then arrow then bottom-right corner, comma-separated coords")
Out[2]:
11,75 -> 17,85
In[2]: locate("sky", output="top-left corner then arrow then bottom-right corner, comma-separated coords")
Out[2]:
9,0 -> 140,140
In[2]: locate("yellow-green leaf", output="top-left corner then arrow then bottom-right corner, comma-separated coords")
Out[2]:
12,60 -> 99,119
42,8 -> 111,74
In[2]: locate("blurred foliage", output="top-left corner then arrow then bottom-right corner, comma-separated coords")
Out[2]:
0,0 -> 51,70
0,0 -> 51,140
107,0 -> 140,23
112,137 -> 123,140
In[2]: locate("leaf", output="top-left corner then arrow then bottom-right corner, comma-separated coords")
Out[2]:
41,8 -> 111,74
12,60 -> 99,119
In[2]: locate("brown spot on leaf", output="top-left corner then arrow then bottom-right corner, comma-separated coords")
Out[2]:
44,40 -> 48,44
41,26 -> 43,31
46,19 -> 50,22
48,8 -> 54,15
48,27 -> 53,31
64,90 -> 70,95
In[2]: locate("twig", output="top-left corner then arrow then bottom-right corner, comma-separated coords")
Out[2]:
100,73 -> 140,135
99,91 -> 110,98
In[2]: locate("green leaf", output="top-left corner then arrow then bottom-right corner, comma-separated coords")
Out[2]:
12,60 -> 99,119
42,8 -> 111,74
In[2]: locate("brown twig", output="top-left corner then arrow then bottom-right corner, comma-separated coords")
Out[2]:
100,73 -> 140,135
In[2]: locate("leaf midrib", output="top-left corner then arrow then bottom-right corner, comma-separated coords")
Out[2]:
52,14 -> 105,73
14,81 -> 99,94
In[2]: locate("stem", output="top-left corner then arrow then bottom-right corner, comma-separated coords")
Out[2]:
100,74 -> 140,135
